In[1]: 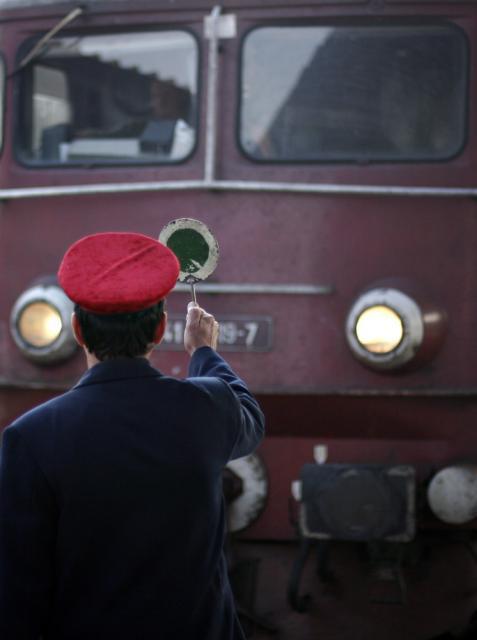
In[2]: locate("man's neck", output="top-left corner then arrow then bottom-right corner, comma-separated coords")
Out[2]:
83,348 -> 153,369
84,349 -> 99,369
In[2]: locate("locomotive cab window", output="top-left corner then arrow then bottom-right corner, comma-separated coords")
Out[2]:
240,24 -> 467,163
16,30 -> 198,166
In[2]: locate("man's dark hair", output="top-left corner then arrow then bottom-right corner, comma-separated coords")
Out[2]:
74,301 -> 165,360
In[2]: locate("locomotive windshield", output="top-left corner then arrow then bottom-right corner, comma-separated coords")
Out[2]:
240,24 -> 467,163
16,30 -> 198,165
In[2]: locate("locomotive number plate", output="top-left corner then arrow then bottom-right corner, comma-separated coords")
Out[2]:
160,315 -> 273,352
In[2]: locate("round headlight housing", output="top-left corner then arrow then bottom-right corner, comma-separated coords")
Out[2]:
346,288 -> 423,370
225,454 -> 268,533
11,284 -> 77,363
427,465 -> 477,525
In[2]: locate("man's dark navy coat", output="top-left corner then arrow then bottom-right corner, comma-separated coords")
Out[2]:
0,346 -> 265,639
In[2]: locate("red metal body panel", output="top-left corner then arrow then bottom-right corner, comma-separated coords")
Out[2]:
0,1 -> 476,637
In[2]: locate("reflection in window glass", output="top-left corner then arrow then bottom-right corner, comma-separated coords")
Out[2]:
18,31 -> 198,165
241,25 -> 467,162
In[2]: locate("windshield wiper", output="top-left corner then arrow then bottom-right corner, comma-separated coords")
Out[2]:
12,5 -> 84,75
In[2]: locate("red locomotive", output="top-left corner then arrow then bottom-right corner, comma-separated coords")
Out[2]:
0,0 -> 476,638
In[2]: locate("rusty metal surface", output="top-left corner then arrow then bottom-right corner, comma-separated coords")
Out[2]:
0,190 -> 475,393
232,539 -> 477,640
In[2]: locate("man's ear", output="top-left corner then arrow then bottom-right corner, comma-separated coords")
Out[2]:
153,311 -> 167,345
71,312 -> 85,347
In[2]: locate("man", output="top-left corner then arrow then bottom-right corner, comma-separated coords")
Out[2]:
0,232 -> 265,639
106,77 -> 194,159
139,78 -> 194,158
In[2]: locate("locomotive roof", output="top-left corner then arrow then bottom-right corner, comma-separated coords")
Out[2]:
0,0 -> 414,11
0,0 -> 214,12
0,0 -> 266,7
0,0 -> 216,5
0,0 -> 127,6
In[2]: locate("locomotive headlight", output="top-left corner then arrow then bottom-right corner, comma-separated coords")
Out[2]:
10,284 -> 77,363
18,301 -> 63,347
355,305 -> 404,354
346,288 -> 424,371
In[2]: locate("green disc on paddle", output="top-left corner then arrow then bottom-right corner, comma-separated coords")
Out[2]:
167,228 -> 210,276
159,218 -> 219,284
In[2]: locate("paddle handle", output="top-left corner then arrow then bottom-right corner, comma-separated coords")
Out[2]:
190,282 -> 197,305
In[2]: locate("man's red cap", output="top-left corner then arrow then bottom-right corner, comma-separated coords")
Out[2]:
58,232 -> 180,314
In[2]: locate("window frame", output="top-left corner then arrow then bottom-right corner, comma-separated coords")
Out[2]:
14,25 -> 201,169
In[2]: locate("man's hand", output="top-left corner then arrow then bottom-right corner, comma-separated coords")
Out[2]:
184,302 -> 219,356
